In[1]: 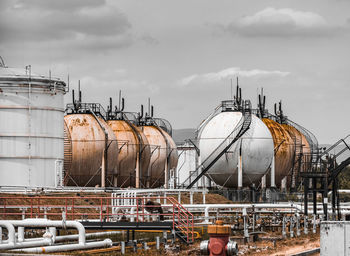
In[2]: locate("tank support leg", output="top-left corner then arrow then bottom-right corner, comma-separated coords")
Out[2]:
270,155 -> 276,188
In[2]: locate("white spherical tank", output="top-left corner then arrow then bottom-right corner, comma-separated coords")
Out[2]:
0,65 -> 66,187
198,111 -> 274,188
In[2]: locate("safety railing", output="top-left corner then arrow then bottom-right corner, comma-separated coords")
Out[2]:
0,196 -> 194,243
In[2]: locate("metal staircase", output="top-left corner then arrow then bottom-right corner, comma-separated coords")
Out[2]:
300,135 -> 350,218
181,100 -> 252,189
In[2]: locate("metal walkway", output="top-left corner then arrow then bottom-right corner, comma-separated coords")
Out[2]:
0,195 -> 194,244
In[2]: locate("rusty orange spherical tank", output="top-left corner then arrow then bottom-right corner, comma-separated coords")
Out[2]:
107,120 -> 151,188
64,114 -> 119,187
282,124 -> 311,174
262,118 -> 295,187
140,126 -> 178,188
162,130 -> 179,173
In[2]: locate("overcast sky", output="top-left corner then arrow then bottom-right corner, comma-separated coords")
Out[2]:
1,0 -> 349,144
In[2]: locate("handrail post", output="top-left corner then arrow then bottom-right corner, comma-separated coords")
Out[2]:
30,198 -> 33,218
187,215 -> 189,243
65,198 -> 68,219
37,198 -> 40,218
72,198 -> 75,220
107,196 -> 109,221
142,197 -> 145,222
100,198 -> 103,221
172,201 -> 175,231
4,198 -> 6,219
136,197 -> 139,222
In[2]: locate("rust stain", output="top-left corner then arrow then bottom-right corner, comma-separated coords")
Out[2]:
63,114 -> 118,187
262,118 -> 295,186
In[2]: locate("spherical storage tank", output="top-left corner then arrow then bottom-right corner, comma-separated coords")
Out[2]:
0,64 -> 66,187
64,114 -> 119,186
262,118 -> 295,187
198,111 -> 274,188
107,120 -> 151,187
141,125 -> 178,188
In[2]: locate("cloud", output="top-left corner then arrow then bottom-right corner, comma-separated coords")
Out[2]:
226,7 -> 336,37
14,0 -> 106,11
0,0 -> 133,50
179,67 -> 290,86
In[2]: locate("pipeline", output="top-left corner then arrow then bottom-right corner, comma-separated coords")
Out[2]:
0,219 -> 113,252
12,240 -> 112,253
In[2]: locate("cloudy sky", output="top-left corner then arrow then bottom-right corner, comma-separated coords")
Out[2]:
1,0 -> 349,144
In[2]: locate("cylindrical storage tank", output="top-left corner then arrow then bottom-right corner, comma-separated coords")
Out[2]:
107,120 -> 151,188
198,112 -> 274,188
141,126 -> 178,188
64,114 -> 119,187
262,118 -> 295,187
281,124 -> 311,173
0,66 -> 66,187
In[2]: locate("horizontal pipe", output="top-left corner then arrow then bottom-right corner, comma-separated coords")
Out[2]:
25,231 -> 121,243
12,239 -> 112,253
0,239 -> 52,250
0,105 -> 64,112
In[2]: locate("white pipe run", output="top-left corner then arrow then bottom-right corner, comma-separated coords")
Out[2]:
0,219 -> 112,252
24,231 -> 121,243
6,219 -> 86,245
0,221 -> 53,250
12,239 -> 113,253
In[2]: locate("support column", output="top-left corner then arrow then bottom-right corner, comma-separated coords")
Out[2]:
270,154 -> 276,188
238,153 -> 243,189
304,177 -> 309,216
135,151 -> 140,188
323,177 -> 328,220
313,178 -> 317,215
332,179 -> 336,219
101,151 -> 106,188
281,177 -> 287,192
164,157 -> 169,189
261,175 -> 266,189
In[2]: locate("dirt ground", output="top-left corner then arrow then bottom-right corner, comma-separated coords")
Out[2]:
240,232 -> 320,256
73,232 -> 320,255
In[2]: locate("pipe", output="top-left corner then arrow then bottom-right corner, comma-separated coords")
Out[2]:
0,221 -> 15,245
4,219 -> 86,245
0,238 -> 52,250
12,239 -> 112,253
24,231 -> 121,243
17,226 -> 24,242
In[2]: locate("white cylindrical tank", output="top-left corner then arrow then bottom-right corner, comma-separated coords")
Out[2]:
198,111 -> 274,188
0,65 -> 66,187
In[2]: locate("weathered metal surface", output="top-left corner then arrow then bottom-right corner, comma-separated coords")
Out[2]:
162,129 -> 179,174
140,126 -> 178,188
282,124 -> 311,173
199,112 -> 274,188
107,120 -> 150,188
64,114 -> 118,187
141,126 -> 166,188
262,118 -> 295,187
0,66 -> 65,187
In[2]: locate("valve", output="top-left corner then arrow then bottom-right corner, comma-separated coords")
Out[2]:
200,220 -> 238,256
